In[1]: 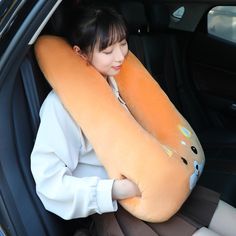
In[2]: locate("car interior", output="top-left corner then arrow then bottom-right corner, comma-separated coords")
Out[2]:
1,0 -> 236,235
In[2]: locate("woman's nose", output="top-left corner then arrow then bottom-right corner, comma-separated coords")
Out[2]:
114,46 -> 125,62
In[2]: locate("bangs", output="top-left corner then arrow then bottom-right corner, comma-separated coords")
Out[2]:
95,16 -> 127,51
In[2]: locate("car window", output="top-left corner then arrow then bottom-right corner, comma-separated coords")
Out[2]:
0,0 -> 26,39
0,0 -> 39,57
208,6 -> 236,44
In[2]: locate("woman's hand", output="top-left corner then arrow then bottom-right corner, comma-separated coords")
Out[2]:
112,179 -> 141,200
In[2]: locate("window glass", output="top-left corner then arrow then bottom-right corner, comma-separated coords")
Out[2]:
0,0 -> 38,56
0,0 -> 26,39
208,6 -> 236,43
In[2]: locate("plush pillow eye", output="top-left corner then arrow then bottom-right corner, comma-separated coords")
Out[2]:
181,157 -> 188,165
191,146 -> 198,154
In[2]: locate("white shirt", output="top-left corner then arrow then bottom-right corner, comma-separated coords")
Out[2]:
31,77 -> 126,220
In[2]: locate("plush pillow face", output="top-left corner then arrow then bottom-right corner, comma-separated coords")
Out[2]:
35,35 -> 205,222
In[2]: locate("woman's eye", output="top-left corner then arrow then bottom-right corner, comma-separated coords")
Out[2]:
102,46 -> 113,54
120,40 -> 127,46
103,50 -> 112,54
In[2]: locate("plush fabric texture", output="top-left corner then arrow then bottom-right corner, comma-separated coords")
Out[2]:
34,35 -> 205,222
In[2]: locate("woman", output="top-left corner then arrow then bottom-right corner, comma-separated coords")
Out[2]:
31,5 -> 236,236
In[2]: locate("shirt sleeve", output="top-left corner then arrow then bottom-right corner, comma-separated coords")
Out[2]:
30,91 -> 117,220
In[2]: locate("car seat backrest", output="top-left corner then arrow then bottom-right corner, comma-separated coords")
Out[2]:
146,2 -> 213,131
146,2 -> 170,32
117,1 -> 182,109
143,2 -> 184,110
116,1 -> 148,66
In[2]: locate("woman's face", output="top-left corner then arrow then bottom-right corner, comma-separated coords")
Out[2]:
90,39 -> 128,77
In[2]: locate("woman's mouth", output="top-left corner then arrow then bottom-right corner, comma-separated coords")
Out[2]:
112,65 -> 121,71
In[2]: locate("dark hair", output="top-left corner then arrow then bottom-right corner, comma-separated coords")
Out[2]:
66,6 -> 127,56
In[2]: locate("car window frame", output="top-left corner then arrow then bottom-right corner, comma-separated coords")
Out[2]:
0,0 -> 27,40
0,0 -> 61,88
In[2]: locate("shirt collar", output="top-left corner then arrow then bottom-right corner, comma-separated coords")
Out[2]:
107,76 -> 119,93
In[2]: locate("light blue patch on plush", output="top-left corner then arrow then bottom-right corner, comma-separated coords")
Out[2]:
189,160 -> 205,190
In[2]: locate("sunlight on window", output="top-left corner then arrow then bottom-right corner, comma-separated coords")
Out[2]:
208,6 -> 236,44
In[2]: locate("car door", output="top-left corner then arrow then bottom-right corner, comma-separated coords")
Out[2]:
0,1 -> 68,235
184,4 -> 236,206
187,5 -> 236,158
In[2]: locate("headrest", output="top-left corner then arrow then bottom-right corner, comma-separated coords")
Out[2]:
42,1 -> 73,36
117,1 -> 148,34
147,3 -> 170,32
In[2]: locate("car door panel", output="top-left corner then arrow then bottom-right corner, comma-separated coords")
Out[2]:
188,33 -> 236,131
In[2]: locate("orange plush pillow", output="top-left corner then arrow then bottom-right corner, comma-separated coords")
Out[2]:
35,35 -> 205,222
